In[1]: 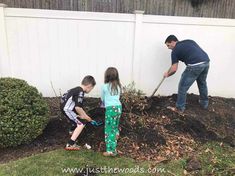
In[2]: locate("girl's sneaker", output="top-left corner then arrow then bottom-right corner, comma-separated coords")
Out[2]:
103,152 -> 117,157
64,143 -> 81,150
84,143 -> 91,149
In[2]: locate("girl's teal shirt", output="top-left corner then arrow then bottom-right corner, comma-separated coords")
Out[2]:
101,83 -> 121,107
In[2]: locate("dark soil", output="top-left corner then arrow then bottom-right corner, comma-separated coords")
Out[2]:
0,94 -> 234,164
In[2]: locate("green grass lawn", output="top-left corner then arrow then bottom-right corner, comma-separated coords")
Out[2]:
0,149 -> 154,176
157,142 -> 235,176
0,142 -> 234,176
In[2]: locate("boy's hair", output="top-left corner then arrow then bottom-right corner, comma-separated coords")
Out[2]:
165,35 -> 178,43
104,67 -> 121,95
82,75 -> 96,86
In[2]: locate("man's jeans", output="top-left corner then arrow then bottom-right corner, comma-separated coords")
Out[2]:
176,62 -> 210,111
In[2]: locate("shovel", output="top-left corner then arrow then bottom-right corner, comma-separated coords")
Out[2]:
150,77 -> 165,98
145,77 -> 165,107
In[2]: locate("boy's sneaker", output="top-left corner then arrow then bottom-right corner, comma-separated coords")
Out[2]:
68,130 -> 74,136
64,143 -> 81,151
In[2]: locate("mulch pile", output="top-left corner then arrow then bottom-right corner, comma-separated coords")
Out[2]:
1,94 -> 234,165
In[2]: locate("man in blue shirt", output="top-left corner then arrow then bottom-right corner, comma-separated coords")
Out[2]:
164,35 -> 210,112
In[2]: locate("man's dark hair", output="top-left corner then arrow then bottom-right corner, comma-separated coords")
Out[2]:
165,35 -> 178,43
82,75 -> 96,86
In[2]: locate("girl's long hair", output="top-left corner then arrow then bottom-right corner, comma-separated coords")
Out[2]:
104,67 -> 121,95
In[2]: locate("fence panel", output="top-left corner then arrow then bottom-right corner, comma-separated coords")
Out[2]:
0,6 -> 235,97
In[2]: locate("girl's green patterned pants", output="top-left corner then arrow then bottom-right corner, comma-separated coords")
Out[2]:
105,105 -> 122,154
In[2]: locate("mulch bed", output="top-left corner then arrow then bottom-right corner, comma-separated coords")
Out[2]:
1,94 -> 235,165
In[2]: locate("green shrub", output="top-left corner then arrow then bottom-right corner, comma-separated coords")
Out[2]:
121,82 -> 149,113
0,77 -> 49,148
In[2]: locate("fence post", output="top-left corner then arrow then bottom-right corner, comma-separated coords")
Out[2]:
0,3 -> 11,77
132,10 -> 144,87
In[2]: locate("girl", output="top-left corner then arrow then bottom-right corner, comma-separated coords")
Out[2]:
101,67 -> 122,156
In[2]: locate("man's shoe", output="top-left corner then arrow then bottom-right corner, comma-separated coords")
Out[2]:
199,100 -> 208,109
103,152 -> 116,157
64,143 -> 81,151
167,106 -> 185,116
201,105 -> 208,110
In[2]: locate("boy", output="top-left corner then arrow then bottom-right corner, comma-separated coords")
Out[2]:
60,75 -> 96,150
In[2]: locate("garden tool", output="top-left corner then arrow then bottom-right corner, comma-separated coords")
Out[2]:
150,77 -> 165,98
90,120 -> 103,127
146,77 -> 165,107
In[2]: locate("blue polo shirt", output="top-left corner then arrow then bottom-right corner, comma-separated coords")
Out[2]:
171,40 -> 210,65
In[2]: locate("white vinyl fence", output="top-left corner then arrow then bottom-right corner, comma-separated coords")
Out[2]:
0,4 -> 235,98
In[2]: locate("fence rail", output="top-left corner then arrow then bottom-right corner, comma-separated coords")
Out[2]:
0,0 -> 234,19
